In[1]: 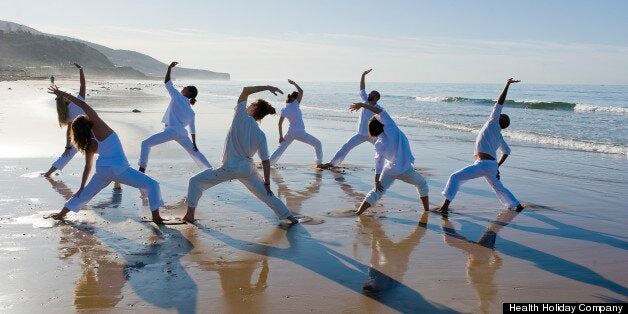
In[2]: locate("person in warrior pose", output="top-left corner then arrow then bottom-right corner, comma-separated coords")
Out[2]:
438,78 -> 524,216
269,79 -> 325,168
324,69 -> 382,168
348,102 -> 430,215
183,85 -> 299,225
138,62 -> 212,173
47,85 -> 166,223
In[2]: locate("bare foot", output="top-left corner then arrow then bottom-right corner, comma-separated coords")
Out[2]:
323,163 -> 334,168
182,214 -> 195,224
138,167 -> 146,173
50,213 -> 66,220
151,211 -> 165,224
316,164 -> 330,170
515,204 -> 524,212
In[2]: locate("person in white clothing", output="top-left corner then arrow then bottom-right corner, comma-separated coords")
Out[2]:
348,103 -> 430,215
269,79 -> 325,168
183,85 -> 299,225
324,69 -> 382,168
138,62 -> 212,173
438,78 -> 524,216
47,85 -> 166,223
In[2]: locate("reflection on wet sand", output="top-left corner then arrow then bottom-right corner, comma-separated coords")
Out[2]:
184,226 -> 287,313
273,170 -> 322,214
46,178 -> 198,313
359,211 -> 429,294
441,209 -> 520,313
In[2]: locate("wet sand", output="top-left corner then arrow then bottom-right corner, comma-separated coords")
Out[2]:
0,80 -> 626,313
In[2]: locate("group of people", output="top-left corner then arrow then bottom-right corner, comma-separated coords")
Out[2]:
45,62 -> 524,226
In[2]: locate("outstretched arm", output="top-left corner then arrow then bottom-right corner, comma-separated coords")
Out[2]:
76,144 -> 96,197
349,102 -> 382,114
288,79 -> 303,103
238,86 -> 283,103
360,69 -> 372,91
74,63 -> 86,98
278,117 -> 285,143
498,154 -> 509,167
165,62 -> 178,83
497,78 -> 520,105
48,85 -> 112,138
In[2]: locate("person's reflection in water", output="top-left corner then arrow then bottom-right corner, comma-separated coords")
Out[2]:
183,226 -> 286,313
440,209 -> 521,313
272,169 -> 322,214
47,178 -> 127,310
360,211 -> 429,293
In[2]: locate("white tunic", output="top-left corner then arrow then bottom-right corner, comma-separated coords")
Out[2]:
94,132 -> 130,169
474,104 -> 511,159
222,101 -> 270,167
67,94 -> 86,123
280,100 -> 305,133
373,110 -> 415,177
161,81 -> 196,134
357,89 -> 382,136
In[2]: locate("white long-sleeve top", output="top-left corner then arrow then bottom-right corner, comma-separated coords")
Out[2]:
474,103 -> 511,159
161,81 -> 196,134
221,101 -> 270,167
280,100 -> 306,133
357,89 -> 382,136
67,94 -> 86,123
373,110 -> 415,177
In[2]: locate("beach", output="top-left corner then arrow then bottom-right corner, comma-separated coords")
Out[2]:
0,79 -> 626,313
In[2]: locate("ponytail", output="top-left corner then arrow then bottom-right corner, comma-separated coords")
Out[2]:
190,98 -> 196,105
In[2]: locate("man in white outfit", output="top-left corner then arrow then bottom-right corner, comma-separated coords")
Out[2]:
325,69 -> 382,168
348,102 -> 430,215
183,85 -> 299,225
138,62 -> 212,173
269,79 -> 325,168
438,78 -> 524,216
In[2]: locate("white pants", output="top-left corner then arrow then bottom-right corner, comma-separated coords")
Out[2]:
329,134 -> 376,166
139,127 -> 212,170
186,163 -> 293,220
364,167 -> 429,205
442,159 -> 520,208
269,130 -> 323,164
65,166 -> 164,212
52,145 -> 79,170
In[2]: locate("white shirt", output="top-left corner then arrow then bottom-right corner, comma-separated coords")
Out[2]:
161,81 -> 196,134
94,132 -> 130,169
475,104 -> 511,159
67,94 -> 86,123
358,89 -> 382,136
373,110 -> 415,177
222,101 -> 270,167
280,100 -> 306,133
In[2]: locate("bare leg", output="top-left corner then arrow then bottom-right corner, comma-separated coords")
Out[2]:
51,207 -> 70,220
420,196 -> 429,211
355,201 -> 371,216
138,167 -> 146,173
183,206 -> 196,223
151,209 -> 164,224
44,166 -> 58,178
438,199 -> 451,216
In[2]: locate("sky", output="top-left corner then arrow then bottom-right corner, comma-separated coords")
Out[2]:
3,0 -> 628,84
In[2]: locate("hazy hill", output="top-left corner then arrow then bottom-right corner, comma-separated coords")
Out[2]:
0,20 -> 229,80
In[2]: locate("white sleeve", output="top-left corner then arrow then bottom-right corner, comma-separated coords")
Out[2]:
165,81 -> 181,99
360,89 -> 368,102
489,103 -> 503,122
499,136 -> 511,154
375,153 -> 385,175
257,131 -> 270,161
188,116 -> 196,134
376,110 -> 398,133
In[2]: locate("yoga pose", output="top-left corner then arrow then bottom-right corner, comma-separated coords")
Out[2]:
138,62 -> 211,173
269,79 -> 325,168
325,69 -> 382,167
438,78 -> 524,216
350,103 -> 429,215
47,85 -> 166,223
183,85 -> 298,225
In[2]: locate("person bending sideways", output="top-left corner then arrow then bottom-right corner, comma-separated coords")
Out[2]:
269,79 -> 326,168
47,85 -> 166,223
350,103 -> 430,215
438,78 -> 524,216
324,69 -> 383,168
138,62 -> 212,173
183,85 -> 299,225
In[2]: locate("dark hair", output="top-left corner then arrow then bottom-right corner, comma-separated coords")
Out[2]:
286,91 -> 299,103
369,90 -> 381,102
71,116 -> 94,153
369,117 -> 384,137
186,85 -> 198,105
499,114 -> 510,129
247,99 -> 276,121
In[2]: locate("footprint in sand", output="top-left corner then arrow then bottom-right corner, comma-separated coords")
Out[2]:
325,209 -> 358,217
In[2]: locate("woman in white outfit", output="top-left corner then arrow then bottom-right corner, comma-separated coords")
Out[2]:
269,79 -> 325,168
47,85 -> 166,223
348,103 -> 430,215
325,69 -> 382,168
438,78 -> 524,216
138,62 -> 212,173
183,85 -> 298,225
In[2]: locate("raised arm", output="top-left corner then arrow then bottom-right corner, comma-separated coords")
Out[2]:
288,79 -> 303,103
497,78 -> 520,105
48,85 -> 112,138
278,116 -> 286,143
165,62 -> 178,83
238,86 -> 283,103
73,63 -> 86,98
360,69 -> 372,91
349,102 -> 382,114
